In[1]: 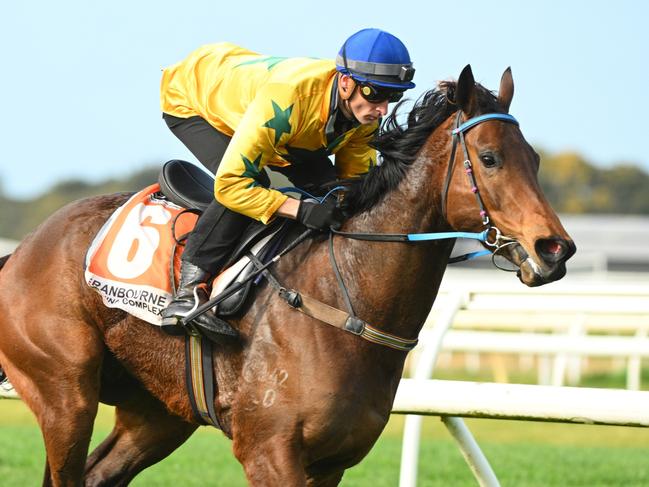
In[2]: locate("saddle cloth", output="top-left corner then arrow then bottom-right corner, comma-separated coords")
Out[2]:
84,184 -> 281,326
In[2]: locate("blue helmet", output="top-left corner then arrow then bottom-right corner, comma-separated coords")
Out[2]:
336,28 -> 415,90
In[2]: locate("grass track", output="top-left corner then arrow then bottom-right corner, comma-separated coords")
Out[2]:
1,400 -> 649,486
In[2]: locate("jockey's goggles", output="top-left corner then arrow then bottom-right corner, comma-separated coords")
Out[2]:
358,83 -> 405,104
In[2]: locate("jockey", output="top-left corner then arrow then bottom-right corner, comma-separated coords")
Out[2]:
159,28 -> 416,338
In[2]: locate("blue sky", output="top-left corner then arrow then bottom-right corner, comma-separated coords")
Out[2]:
2,0 -> 647,199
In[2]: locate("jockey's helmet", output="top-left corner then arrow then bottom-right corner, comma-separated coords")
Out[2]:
336,28 -> 416,91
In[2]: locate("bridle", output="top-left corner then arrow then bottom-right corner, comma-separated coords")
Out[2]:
333,109 -> 523,264
441,111 -> 520,251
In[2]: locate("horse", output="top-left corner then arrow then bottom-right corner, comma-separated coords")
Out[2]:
0,65 -> 575,486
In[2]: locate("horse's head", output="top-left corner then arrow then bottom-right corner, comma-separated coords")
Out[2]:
443,65 -> 576,286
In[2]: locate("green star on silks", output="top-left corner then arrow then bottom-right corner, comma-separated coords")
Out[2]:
241,153 -> 263,188
263,101 -> 293,144
235,56 -> 288,70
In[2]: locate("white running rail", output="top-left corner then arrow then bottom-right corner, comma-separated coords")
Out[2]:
393,379 -> 649,427
397,280 -> 649,486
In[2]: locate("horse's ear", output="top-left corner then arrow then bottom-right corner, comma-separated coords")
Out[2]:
498,67 -> 514,113
456,64 -> 476,115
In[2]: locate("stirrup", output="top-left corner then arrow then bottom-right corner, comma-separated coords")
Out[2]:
190,315 -> 239,343
162,289 -> 239,341
160,317 -> 187,335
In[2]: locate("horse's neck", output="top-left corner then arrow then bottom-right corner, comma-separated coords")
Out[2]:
338,135 -> 453,338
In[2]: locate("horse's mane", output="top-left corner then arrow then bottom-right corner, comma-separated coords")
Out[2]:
341,81 -> 502,215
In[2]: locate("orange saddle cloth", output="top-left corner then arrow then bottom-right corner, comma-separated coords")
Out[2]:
84,184 -> 197,325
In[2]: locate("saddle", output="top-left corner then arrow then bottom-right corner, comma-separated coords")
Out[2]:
158,159 -> 291,316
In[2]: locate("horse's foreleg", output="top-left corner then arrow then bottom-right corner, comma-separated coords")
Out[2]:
84,389 -> 197,486
234,434 -> 307,486
38,358 -> 102,486
2,319 -> 104,487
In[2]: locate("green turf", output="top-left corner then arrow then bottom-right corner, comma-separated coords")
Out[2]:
1,400 -> 649,486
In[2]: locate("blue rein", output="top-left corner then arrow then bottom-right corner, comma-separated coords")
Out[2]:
406,229 -> 489,242
408,231 -> 492,262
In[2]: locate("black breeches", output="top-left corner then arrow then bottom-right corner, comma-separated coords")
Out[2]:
181,202 -> 250,274
164,113 -> 232,175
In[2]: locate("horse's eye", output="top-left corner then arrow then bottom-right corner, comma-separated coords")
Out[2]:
480,153 -> 499,168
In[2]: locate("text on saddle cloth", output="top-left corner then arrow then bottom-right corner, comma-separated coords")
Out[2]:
84,184 -> 279,326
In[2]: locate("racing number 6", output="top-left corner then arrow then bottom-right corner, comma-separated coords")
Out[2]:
106,203 -> 172,279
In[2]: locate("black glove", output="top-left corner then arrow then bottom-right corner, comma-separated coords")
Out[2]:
296,200 -> 344,231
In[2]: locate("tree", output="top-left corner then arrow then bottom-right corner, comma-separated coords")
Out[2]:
538,151 -> 649,214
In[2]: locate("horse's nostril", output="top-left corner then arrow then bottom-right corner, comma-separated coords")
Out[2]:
540,240 -> 563,256
535,238 -> 568,263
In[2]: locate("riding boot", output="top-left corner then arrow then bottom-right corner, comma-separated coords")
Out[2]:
161,261 -> 238,341
0,368 -> 15,398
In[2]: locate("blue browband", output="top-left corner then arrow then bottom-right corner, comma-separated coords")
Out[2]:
452,113 -> 519,135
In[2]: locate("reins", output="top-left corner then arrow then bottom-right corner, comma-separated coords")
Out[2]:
332,226 -> 507,263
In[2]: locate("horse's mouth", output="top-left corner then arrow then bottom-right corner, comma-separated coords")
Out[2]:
517,256 -> 567,287
500,242 -> 569,287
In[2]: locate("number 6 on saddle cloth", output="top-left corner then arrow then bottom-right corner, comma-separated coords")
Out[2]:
84,159 -> 294,330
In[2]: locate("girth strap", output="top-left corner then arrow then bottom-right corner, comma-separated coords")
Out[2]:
185,335 -> 221,428
291,293 -> 419,352
247,252 -> 418,352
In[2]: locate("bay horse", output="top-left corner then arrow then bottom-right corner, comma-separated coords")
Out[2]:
0,65 -> 574,486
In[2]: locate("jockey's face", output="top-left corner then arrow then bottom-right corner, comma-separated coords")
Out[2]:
349,89 -> 389,124
339,74 -> 389,125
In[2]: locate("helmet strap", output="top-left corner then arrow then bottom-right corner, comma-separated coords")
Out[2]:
342,96 -> 359,124
336,74 -> 359,123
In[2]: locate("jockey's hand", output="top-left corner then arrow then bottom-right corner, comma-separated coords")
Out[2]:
297,200 -> 344,231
